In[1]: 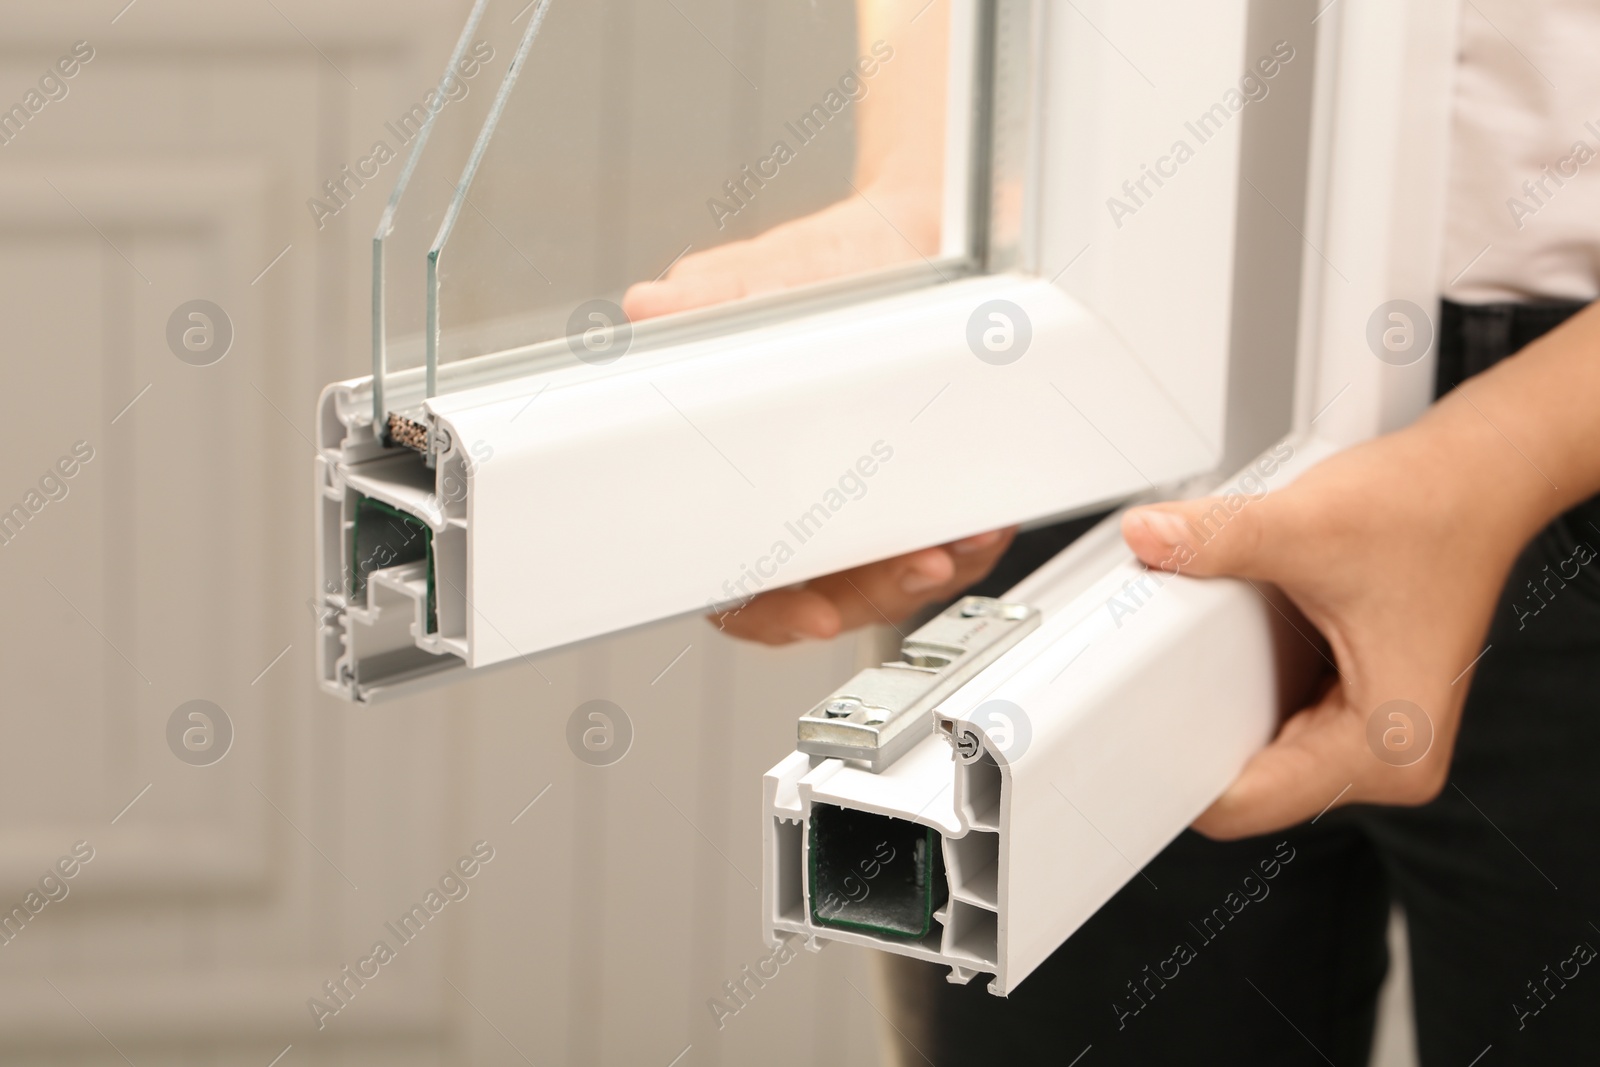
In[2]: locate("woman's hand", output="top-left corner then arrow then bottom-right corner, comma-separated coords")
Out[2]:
711,527 -> 1016,645
625,0 -> 949,322
1122,325 -> 1593,838
623,185 -> 940,322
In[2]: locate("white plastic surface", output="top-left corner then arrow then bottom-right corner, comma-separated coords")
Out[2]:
762,436 -> 1335,994
437,274 -> 1216,667
312,0 -> 1263,699
314,272 -> 1228,698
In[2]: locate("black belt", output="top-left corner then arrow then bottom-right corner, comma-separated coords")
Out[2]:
1436,298 -> 1591,398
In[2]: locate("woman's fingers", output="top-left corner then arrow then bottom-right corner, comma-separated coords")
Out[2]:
712,586 -> 842,645
708,528 -> 1016,645
1190,694 -> 1361,840
623,243 -> 758,320
1121,494 -> 1292,583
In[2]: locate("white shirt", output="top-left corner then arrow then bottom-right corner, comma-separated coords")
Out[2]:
1441,0 -> 1600,303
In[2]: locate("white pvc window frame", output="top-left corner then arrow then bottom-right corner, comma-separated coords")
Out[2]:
759,0 -> 1465,994
316,0 -> 1293,700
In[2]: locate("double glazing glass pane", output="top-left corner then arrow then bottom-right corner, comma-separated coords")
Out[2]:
374,0 -> 965,424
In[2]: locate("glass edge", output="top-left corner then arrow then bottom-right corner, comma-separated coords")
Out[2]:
425,0 -> 557,404
355,256 -> 976,419
358,0 -> 1021,420
372,0 -> 494,431
979,0 -> 1040,274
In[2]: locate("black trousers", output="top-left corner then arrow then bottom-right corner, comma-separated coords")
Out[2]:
886,299 -> 1600,1066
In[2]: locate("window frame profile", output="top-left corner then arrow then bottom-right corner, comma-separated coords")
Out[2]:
759,0 -> 1466,993
314,0 -> 1379,701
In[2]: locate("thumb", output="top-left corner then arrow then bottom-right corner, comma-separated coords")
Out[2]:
1121,495 -> 1283,581
1190,692 -> 1361,840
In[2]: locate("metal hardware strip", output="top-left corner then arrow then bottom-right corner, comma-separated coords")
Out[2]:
796,596 -> 1040,771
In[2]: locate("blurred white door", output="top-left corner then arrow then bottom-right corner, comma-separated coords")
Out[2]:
0,2 -> 891,1063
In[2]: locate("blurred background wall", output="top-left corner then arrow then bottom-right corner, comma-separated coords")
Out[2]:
0,1 -> 899,1063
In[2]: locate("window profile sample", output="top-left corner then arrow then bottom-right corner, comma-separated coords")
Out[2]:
315,0 -> 1268,699
764,440 -> 1330,993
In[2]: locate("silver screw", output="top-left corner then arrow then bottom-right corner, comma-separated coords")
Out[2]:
823,698 -> 860,719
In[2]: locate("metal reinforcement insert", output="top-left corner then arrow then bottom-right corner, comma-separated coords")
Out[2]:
808,804 -> 947,939
796,596 -> 1039,771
